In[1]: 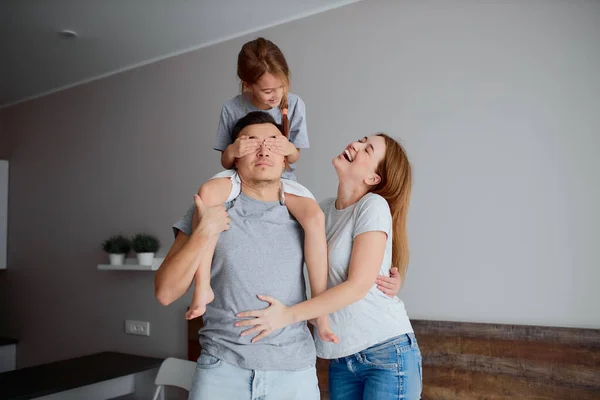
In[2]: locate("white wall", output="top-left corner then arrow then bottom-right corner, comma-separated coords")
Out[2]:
0,0 -> 598,368
286,0 -> 600,329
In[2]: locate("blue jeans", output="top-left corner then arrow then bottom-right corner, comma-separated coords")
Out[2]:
187,350 -> 320,400
328,333 -> 423,400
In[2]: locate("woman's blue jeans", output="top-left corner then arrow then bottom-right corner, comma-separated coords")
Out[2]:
328,333 -> 423,399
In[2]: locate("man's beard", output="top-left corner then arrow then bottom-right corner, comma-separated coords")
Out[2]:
246,177 -> 279,187
238,166 -> 283,191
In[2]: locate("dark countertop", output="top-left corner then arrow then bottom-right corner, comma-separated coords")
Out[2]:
0,351 -> 163,400
0,337 -> 18,346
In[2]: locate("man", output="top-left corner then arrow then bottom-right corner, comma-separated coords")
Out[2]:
154,111 -> 320,399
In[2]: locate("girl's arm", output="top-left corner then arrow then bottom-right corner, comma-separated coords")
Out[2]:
221,147 -> 236,170
215,105 -> 260,169
287,147 -> 300,164
221,135 -> 261,169
235,230 -> 387,342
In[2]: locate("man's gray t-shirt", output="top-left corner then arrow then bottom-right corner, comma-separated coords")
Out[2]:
213,93 -> 309,179
173,193 -> 316,371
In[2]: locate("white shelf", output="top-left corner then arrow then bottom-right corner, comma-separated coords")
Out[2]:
98,257 -> 164,271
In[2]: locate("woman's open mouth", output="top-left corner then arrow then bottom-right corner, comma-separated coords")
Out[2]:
343,149 -> 354,163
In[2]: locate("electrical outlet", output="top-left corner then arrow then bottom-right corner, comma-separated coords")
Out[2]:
125,320 -> 150,336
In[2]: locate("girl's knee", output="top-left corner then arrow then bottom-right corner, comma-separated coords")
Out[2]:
198,178 -> 231,206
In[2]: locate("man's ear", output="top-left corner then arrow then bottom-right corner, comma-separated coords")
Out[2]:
364,173 -> 381,187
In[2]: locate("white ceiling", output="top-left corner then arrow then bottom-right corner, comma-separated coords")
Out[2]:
0,0 -> 360,108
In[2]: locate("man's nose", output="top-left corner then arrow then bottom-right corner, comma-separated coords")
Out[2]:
257,141 -> 270,156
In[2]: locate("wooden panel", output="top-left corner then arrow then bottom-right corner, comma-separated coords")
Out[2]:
413,319 -> 600,399
423,366 -> 600,400
417,335 -> 600,367
316,357 -> 329,394
412,320 -> 600,347
187,316 -> 203,362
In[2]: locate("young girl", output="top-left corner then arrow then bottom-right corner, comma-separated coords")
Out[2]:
186,37 -> 337,343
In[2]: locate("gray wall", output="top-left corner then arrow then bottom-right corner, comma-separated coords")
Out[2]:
1,0 -> 599,368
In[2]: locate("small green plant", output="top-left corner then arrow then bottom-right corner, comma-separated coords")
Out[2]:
102,235 -> 131,254
131,233 -> 160,253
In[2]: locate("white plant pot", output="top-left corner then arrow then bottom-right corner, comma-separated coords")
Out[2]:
108,253 -> 125,266
136,252 -> 154,266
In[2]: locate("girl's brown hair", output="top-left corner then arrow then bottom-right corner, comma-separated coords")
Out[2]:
371,134 -> 412,285
237,37 -> 290,110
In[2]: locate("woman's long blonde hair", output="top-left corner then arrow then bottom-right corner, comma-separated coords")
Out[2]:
371,134 -> 412,284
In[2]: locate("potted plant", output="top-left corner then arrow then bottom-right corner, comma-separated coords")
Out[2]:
102,235 -> 131,266
131,233 -> 160,266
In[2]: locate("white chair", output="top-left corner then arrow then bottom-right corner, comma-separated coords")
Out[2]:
151,357 -> 197,400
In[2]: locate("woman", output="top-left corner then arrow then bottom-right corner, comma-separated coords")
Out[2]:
235,133 -> 422,399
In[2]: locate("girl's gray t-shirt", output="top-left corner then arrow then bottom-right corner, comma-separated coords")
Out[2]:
173,193 -> 316,370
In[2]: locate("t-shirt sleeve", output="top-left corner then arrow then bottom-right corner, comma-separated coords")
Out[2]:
353,194 -> 392,239
172,200 -> 236,238
172,204 -> 195,238
289,96 -> 309,149
213,105 -> 235,152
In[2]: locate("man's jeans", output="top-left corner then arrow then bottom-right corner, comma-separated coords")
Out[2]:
328,333 -> 423,400
187,350 -> 321,400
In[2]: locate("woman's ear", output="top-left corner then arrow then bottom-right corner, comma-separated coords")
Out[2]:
364,174 -> 381,187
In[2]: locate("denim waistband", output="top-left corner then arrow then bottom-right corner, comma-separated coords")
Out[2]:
332,333 -> 418,362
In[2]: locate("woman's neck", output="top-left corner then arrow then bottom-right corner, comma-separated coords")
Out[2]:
335,182 -> 369,210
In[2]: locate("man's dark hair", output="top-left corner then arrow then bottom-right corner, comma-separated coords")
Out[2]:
231,111 -> 284,140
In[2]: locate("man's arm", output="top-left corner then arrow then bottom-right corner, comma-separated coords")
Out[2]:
154,195 -> 229,305
154,230 -> 211,305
